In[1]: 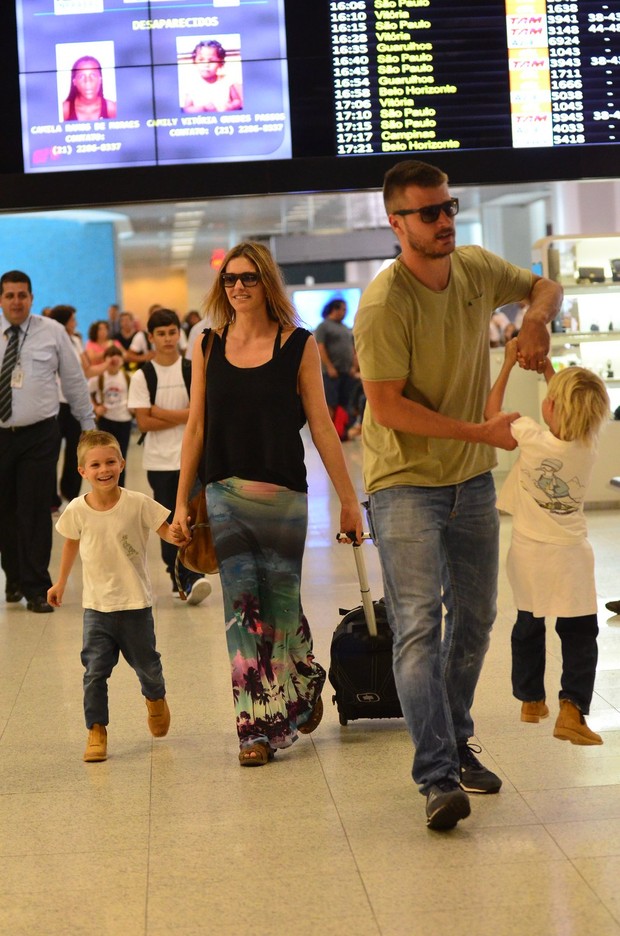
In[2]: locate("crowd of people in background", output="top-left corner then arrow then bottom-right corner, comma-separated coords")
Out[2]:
38,301 -> 207,504
46,293 -> 370,462
314,298 -> 365,441
2,283 -> 212,615
0,284 -> 369,625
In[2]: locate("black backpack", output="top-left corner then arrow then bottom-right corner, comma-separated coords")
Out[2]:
137,358 -> 192,445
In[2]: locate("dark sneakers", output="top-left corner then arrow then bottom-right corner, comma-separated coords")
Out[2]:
605,600 -> 620,615
458,741 -> 502,794
426,780 -> 471,830
426,743 -> 501,829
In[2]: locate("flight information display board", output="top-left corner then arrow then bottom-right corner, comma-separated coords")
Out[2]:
329,0 -> 619,156
4,0 -> 618,203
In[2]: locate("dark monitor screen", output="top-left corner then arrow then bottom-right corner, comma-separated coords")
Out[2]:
577,266 -> 606,282
0,1 -> 618,210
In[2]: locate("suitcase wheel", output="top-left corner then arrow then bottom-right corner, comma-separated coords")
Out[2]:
331,692 -> 349,725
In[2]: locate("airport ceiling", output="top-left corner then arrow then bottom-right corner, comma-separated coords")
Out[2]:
48,180 -> 554,272
119,181 -> 554,271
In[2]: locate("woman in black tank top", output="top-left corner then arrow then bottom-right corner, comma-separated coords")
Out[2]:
172,242 -> 362,766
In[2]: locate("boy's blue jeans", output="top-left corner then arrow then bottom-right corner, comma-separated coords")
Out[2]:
367,473 -> 499,794
511,610 -> 598,714
81,608 -> 165,728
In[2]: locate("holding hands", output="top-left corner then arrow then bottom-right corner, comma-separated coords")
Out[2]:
510,334 -> 553,381
170,510 -> 192,546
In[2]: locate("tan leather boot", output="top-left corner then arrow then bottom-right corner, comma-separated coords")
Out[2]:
553,700 -> 602,745
521,700 -> 550,723
84,724 -> 107,762
146,697 -> 170,737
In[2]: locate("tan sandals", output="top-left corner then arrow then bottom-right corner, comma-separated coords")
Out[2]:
298,696 -> 324,735
238,696 -> 324,765
238,741 -> 275,767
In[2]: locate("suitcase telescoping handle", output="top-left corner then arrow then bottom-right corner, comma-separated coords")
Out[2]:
337,532 -> 377,637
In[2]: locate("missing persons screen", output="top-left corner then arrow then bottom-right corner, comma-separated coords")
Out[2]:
17,0 -> 291,172
330,0 -> 620,155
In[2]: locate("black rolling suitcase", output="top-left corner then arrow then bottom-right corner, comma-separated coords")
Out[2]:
329,535 -> 403,725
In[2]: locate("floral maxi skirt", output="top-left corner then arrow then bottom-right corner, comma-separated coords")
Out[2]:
206,477 -> 326,750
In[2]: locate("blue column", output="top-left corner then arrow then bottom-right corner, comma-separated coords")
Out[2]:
0,212 -> 118,335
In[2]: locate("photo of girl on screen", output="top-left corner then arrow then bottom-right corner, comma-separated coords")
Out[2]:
180,38 -> 243,113
63,55 -> 117,122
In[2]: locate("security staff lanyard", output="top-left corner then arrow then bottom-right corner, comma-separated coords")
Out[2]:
6,318 -> 31,389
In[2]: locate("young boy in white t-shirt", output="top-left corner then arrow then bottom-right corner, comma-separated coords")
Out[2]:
127,309 -> 211,606
48,430 -> 181,762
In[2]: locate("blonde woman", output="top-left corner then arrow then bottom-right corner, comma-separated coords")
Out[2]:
172,242 -> 362,765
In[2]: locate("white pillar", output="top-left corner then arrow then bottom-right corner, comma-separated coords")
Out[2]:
551,180 -> 620,235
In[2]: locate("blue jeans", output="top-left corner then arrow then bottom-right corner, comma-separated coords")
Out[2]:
367,473 -> 499,793
81,608 -> 165,728
511,610 -> 598,714
322,372 -> 360,415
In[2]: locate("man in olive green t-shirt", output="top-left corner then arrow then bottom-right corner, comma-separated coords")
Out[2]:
353,159 -> 562,831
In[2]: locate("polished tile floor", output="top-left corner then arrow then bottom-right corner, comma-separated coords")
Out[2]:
2,434 -> 620,936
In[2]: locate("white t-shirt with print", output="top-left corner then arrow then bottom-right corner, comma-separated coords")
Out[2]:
127,358 -> 188,470
89,370 -> 132,422
497,416 -> 597,545
56,489 -> 170,612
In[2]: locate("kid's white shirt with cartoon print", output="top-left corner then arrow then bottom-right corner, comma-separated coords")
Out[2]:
496,416 -> 598,546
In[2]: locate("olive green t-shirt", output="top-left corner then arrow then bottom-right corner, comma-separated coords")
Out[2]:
353,246 -> 535,492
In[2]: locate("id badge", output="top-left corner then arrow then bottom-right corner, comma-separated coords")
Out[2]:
10,365 -> 24,389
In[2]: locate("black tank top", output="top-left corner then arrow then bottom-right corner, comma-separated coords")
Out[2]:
201,326 -> 311,493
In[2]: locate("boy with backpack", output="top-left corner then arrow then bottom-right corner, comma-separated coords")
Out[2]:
127,309 -> 211,606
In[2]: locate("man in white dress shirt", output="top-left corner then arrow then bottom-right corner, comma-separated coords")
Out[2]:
0,270 -> 95,612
